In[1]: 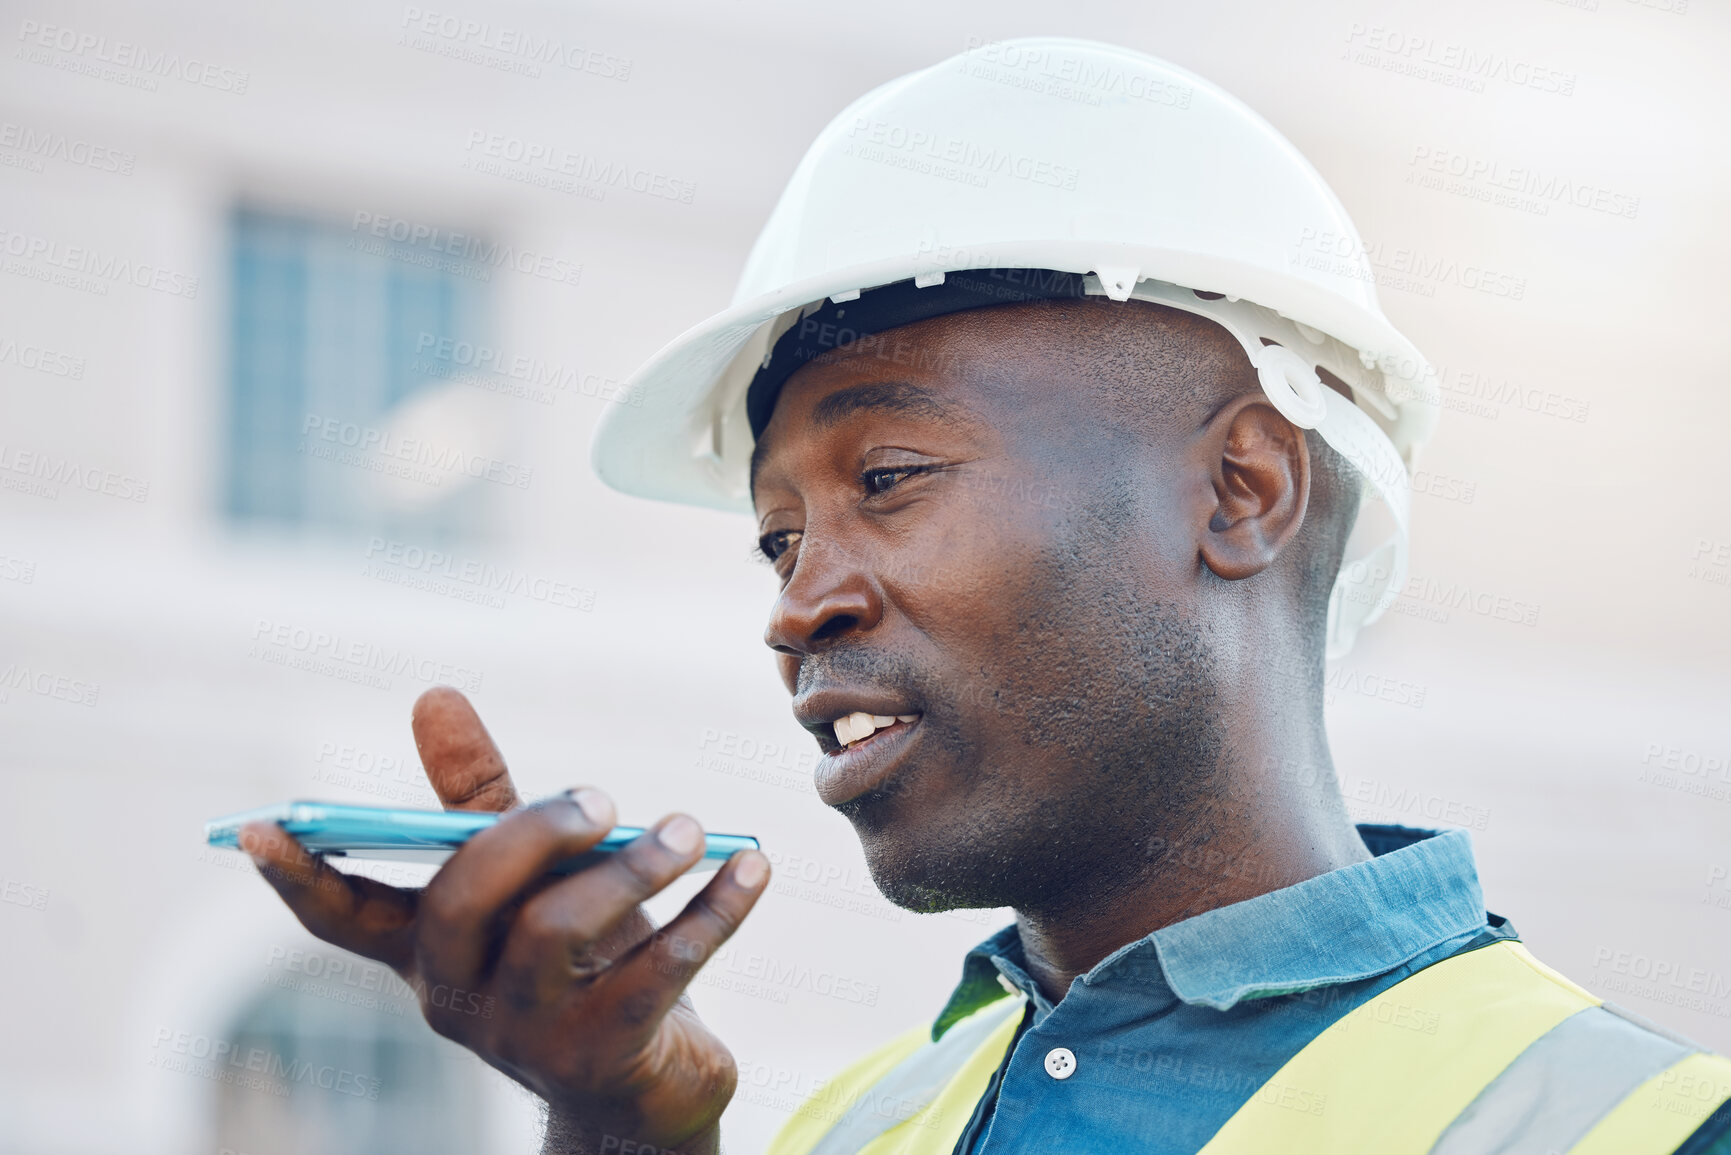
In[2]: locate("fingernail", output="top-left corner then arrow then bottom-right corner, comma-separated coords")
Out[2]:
733,850 -> 768,889
567,788 -> 612,826
657,814 -> 702,856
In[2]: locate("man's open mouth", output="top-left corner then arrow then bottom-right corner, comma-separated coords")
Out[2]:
831,711 -> 920,750
797,699 -> 926,805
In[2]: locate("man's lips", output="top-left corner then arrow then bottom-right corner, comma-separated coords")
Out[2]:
793,686 -> 926,805
813,716 -> 920,806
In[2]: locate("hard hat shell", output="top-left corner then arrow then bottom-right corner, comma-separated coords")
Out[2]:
590,37 -> 1439,654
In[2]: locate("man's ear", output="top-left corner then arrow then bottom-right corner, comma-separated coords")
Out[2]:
1197,397 -> 1309,582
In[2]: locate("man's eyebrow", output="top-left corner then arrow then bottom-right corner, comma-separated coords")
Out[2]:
808,381 -> 968,431
750,382 -> 975,497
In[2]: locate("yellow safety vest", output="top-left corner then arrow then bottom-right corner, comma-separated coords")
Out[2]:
766,940 -> 1731,1155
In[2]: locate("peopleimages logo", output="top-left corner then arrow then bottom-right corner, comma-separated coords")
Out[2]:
1333,561 -> 1541,630
0,443 -> 149,503
0,334 -> 86,378
311,738 -> 436,806
0,663 -> 101,707
1688,538 -> 1730,590
148,1028 -> 382,1099
0,877 -> 50,911
0,554 -> 37,584
362,536 -> 598,612
248,618 -> 485,694
1341,24 -> 1577,97
1375,354 -> 1592,425
1591,948 -> 1731,1017
0,119 -> 135,175
299,413 -> 533,489
1291,228 -> 1527,301
461,131 -> 697,205
412,332 -> 640,408
349,212 -> 583,287
843,116 -> 1080,191
15,19 -> 251,94
0,227 -> 200,298
398,7 -> 632,80
1407,146 -> 1640,220
957,38 -> 1194,109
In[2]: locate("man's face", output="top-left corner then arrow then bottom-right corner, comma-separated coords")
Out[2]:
749,302 -> 1228,915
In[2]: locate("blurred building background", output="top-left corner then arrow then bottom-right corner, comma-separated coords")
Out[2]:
2,0 -> 1728,1151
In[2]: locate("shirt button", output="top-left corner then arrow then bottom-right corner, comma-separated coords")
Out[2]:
1043,1047 -> 1077,1080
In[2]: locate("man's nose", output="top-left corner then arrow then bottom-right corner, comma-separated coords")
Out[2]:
763,538 -> 883,656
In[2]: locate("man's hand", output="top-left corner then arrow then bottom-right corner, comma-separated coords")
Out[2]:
243,687 -> 771,1155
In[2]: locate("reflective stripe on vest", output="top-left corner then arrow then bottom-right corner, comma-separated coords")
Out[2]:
809,998 -> 1025,1155
765,998 -> 1025,1155
764,940 -> 1731,1155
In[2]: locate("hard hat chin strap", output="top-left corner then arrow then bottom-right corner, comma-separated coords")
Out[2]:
1092,277 -> 1411,659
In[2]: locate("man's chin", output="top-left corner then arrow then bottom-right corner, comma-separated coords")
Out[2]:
874,878 -> 976,915
843,813 -> 1014,915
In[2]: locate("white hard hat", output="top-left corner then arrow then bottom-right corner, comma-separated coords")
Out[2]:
592,37 -> 1438,657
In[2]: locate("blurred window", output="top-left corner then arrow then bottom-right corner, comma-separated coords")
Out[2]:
211,984 -> 485,1155
224,208 -> 493,539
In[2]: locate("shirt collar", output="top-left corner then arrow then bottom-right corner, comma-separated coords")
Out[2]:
933,824 -> 1486,1038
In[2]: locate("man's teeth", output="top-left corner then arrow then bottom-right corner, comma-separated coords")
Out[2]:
833,711 -> 919,747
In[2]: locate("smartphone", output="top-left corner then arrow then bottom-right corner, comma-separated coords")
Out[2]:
205,800 -> 759,875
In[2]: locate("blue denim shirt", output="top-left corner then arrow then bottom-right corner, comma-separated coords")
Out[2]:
942,825 -> 1503,1154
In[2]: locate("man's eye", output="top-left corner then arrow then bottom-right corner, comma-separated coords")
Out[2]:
863,465 -> 928,495
757,528 -> 802,562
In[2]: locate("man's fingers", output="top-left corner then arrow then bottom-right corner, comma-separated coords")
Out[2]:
600,850 -> 770,1031
416,792 -> 617,991
493,814 -> 713,1007
412,686 -> 522,813
242,821 -> 419,972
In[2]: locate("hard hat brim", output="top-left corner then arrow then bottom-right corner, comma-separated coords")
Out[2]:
591,247 -> 1438,514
